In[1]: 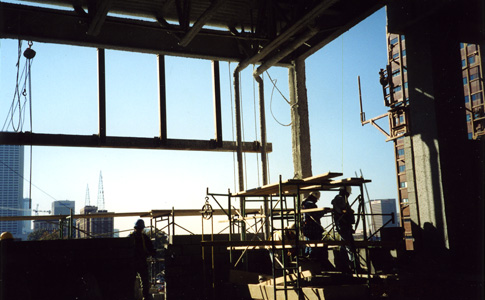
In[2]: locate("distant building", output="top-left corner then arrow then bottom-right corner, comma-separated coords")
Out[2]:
52,200 -> 75,216
21,198 -> 32,239
33,219 -> 57,233
0,145 -> 24,240
76,206 -> 114,238
369,199 -> 399,240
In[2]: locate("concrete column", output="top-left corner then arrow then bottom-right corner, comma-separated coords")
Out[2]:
288,58 -> 312,179
401,15 -> 484,274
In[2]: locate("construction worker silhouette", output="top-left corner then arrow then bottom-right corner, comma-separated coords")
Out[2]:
129,219 -> 156,300
302,191 -> 325,259
332,186 -> 360,273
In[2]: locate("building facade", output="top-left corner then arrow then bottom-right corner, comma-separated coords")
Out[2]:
383,32 -> 484,250
76,206 -> 114,238
21,197 -> 32,239
52,200 -> 75,216
369,199 -> 399,240
0,145 -> 24,239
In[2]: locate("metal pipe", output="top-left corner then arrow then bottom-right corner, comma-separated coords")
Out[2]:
97,48 -> 106,143
358,76 -> 366,124
254,26 -> 319,77
255,75 -> 270,238
238,0 -> 337,73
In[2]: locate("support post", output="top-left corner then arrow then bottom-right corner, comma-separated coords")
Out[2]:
98,48 -> 106,143
158,54 -> 167,142
255,75 -> 270,238
233,68 -> 245,192
289,58 -> 312,180
212,61 -> 223,147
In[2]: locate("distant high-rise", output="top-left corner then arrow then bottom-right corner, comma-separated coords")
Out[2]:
52,200 -> 75,215
369,199 -> 399,239
76,206 -> 114,238
21,198 -> 32,239
0,145 -> 24,239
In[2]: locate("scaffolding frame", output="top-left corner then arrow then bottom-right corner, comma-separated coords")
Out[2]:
203,172 -> 400,300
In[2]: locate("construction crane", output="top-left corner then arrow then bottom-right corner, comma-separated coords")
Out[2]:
34,204 -> 51,215
0,205 -> 51,215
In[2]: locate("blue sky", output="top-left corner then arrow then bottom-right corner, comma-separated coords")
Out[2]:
0,8 -> 396,234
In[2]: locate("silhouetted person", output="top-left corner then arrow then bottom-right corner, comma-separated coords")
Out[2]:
302,191 -> 330,261
129,219 -> 156,300
332,186 -> 360,273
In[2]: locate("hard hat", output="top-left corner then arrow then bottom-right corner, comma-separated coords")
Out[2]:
1,231 -> 14,241
134,219 -> 145,229
310,191 -> 321,199
340,186 -> 352,195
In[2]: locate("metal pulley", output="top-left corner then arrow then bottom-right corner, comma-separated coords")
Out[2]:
23,41 -> 36,60
201,197 -> 213,220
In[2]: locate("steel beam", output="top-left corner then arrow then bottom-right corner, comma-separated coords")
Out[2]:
0,2 -> 252,62
178,0 -> 228,47
0,132 -> 271,153
86,0 -> 112,36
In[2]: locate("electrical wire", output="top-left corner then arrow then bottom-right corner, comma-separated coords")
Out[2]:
0,159 -> 57,202
266,71 -> 291,127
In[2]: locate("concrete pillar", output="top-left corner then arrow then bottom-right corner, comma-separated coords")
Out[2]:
289,58 -> 312,179
389,1 -> 485,274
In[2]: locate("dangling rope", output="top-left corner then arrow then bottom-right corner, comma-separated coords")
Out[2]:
1,40 -> 36,209
2,40 -> 28,132
26,41 -> 36,210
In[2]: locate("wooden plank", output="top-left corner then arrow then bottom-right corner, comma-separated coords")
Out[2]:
235,172 -> 344,197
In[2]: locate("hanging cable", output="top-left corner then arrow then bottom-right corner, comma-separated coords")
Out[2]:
24,41 -> 36,210
267,72 -> 291,127
341,36 -> 344,173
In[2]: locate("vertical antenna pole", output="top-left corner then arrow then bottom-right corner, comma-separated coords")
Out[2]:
358,76 -> 365,124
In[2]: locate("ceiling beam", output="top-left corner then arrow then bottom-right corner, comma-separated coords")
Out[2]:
0,132 -> 272,153
178,0 -> 228,47
0,2 -> 260,62
86,0 -> 113,36
236,0 -> 339,72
